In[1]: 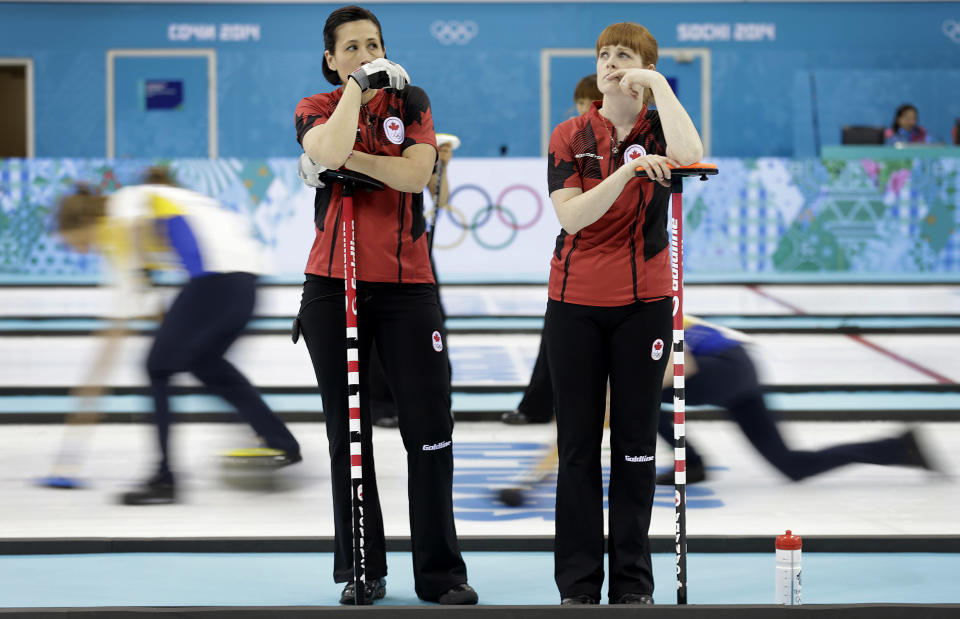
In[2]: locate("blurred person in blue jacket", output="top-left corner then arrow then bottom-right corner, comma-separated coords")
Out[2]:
655,317 -> 935,484
501,316 -> 936,486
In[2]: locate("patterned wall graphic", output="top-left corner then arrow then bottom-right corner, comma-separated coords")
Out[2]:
0,158 -> 315,279
677,158 -> 959,275
1,157 -> 957,281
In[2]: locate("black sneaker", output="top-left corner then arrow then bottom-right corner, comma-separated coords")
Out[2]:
561,594 -> 598,605
656,460 -> 707,486
120,473 -> 175,506
339,577 -> 386,605
497,487 -> 526,507
500,410 -> 551,425
901,429 -> 943,475
273,450 -> 303,467
438,583 -> 478,605
612,593 -> 654,605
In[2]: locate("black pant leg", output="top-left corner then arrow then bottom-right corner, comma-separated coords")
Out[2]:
607,299 -> 672,600
144,378 -> 174,477
657,408 -> 704,467
299,276 -> 387,582
368,257 -> 449,426
517,333 -> 554,421
371,283 -> 467,601
185,274 -> 299,454
146,275 -> 256,476
429,253 -> 454,397
192,357 -> 300,454
145,282 -> 199,476
368,341 -> 399,423
544,300 -> 610,600
732,391 -> 911,481
658,345 -> 759,467
662,345 -> 914,481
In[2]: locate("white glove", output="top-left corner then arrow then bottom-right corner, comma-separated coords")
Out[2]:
436,133 -> 461,150
349,58 -> 410,92
298,152 -> 326,188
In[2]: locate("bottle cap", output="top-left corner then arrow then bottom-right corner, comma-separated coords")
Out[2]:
776,530 -> 802,550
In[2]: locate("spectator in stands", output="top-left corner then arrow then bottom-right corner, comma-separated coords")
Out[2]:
884,104 -> 933,145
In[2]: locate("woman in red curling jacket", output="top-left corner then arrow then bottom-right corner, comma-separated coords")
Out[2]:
293,4 -> 475,607
545,22 -> 703,606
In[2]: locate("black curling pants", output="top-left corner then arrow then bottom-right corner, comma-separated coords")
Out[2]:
298,274 -> 467,601
659,345 -> 915,481
516,333 -> 555,422
146,272 -> 300,479
369,253 -> 449,424
544,297 -> 672,602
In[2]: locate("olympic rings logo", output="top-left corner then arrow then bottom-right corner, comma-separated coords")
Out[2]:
430,184 -> 544,250
944,20 -> 960,44
430,20 -> 479,45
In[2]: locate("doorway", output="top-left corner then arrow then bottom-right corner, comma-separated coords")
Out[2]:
0,59 -> 33,157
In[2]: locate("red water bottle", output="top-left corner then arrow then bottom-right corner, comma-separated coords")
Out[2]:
775,530 -> 802,605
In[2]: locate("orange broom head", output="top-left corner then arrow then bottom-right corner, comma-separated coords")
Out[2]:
634,161 -> 718,177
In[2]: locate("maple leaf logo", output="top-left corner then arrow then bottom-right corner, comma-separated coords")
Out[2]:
629,150 -> 642,160
389,122 -> 400,132
654,341 -> 663,351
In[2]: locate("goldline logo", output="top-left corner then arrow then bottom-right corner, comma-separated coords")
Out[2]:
422,440 -> 452,451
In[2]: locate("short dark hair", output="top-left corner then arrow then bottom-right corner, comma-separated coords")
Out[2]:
57,185 -> 106,232
322,5 -> 384,86
574,74 -> 602,103
143,165 -> 177,186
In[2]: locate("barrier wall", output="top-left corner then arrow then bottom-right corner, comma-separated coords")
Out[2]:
2,156 -> 958,283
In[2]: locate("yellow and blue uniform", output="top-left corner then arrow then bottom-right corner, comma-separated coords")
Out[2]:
100,186 -> 266,284
101,185 -> 298,487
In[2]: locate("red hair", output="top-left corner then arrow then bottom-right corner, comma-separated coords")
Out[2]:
596,23 -> 659,104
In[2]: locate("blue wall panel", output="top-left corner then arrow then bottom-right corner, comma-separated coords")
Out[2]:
1,2 -> 958,158
113,56 -> 209,157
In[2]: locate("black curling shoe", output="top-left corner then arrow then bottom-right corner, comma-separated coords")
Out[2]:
438,583 -> 478,605
612,593 -> 654,605
339,577 -> 386,605
500,409 -> 551,425
120,472 -> 176,506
